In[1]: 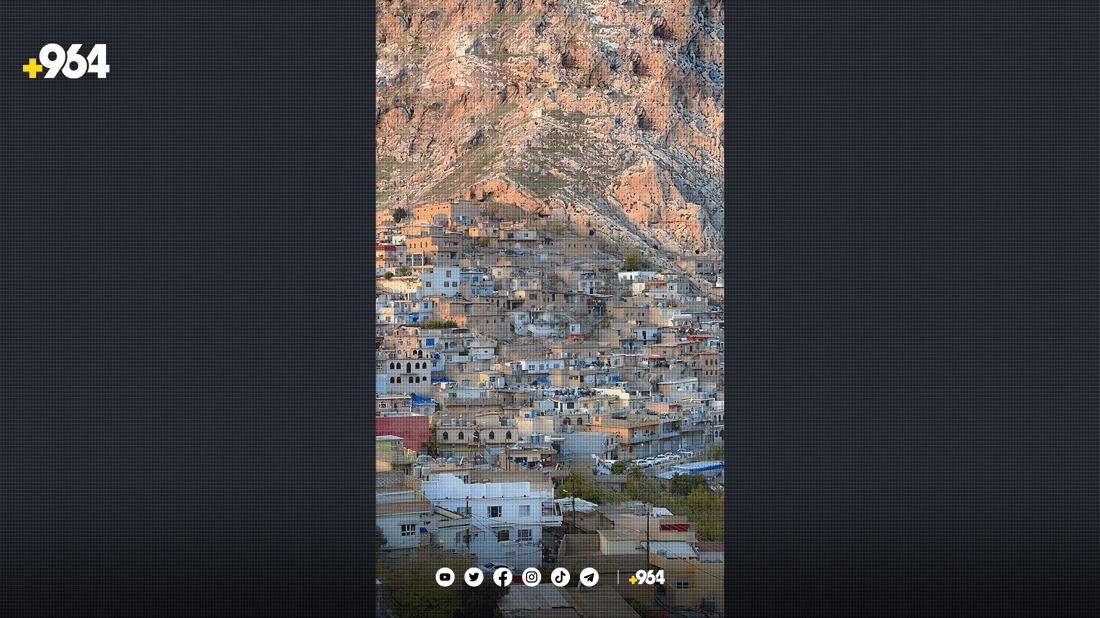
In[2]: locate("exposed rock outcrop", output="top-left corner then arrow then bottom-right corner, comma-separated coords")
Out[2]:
377,0 -> 724,262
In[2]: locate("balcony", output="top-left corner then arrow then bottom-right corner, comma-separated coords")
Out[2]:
390,452 -> 419,466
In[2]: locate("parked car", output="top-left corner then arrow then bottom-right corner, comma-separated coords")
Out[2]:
636,459 -> 653,468
480,562 -> 510,575
653,455 -> 671,465
678,450 -> 695,458
668,453 -> 682,461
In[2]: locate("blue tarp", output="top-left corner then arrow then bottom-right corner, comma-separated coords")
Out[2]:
671,461 -> 724,472
431,378 -> 454,384
538,377 -> 548,383
411,393 -> 437,405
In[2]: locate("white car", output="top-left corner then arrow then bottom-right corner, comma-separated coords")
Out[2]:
480,562 -> 509,575
668,453 -> 682,461
636,459 -> 653,468
652,455 -> 671,465
678,450 -> 695,458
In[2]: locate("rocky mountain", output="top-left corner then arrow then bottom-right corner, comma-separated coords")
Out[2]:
376,0 -> 724,264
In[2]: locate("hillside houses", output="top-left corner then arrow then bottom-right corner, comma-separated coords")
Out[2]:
376,200 -> 724,600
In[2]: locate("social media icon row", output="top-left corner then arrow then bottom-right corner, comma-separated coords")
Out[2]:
436,566 -> 599,588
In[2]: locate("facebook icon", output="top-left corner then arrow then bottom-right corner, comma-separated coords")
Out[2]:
494,567 -> 513,587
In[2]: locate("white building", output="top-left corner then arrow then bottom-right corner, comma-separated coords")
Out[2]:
421,474 -> 562,570
515,359 -> 565,373
376,296 -> 436,327
419,267 -> 462,297
560,431 -> 618,462
458,269 -> 494,296
376,488 -> 432,551
618,271 -> 658,283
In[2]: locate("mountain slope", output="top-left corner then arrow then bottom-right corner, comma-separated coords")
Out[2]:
377,0 -> 724,262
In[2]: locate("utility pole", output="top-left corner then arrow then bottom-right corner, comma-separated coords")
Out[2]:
645,502 -> 651,569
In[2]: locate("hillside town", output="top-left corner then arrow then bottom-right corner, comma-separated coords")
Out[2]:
376,199 -> 724,617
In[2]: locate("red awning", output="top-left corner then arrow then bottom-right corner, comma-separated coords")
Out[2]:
660,524 -> 690,532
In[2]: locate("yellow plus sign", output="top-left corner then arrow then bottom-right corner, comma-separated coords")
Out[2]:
23,58 -> 43,78
628,575 -> 638,585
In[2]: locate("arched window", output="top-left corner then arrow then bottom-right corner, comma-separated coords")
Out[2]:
396,377 -> 401,383
406,362 -> 411,373
506,431 -> 512,440
577,418 -> 583,426
414,362 -> 420,369
389,377 -> 395,383
389,362 -> 395,369
562,419 -> 571,425
442,432 -> 448,441
458,432 -> 464,440
489,431 -> 495,440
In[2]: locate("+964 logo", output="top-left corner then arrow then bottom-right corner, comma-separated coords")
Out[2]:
23,44 -> 109,79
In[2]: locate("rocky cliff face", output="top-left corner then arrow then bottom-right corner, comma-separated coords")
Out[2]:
377,0 -> 724,263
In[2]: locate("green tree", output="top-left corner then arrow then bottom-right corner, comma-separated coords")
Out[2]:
420,319 -> 459,329
611,460 -> 627,474
620,246 -> 647,271
556,471 -> 591,500
626,470 -> 660,504
478,236 -> 491,247
601,316 -> 612,329
390,547 -> 467,618
455,564 -> 510,618
384,271 -> 394,279
376,525 -> 388,550
550,220 -> 565,234
669,473 -> 709,496
704,443 -> 724,461
392,207 -> 409,223
396,266 -> 412,277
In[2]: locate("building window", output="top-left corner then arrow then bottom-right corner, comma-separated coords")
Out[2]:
517,529 -> 532,541
396,377 -> 401,383
505,431 -> 512,440
489,506 -> 502,518
401,524 -> 416,537
442,432 -> 448,441
389,377 -> 395,383
497,530 -> 510,542
489,431 -> 495,440
519,505 -> 530,517
676,578 -> 690,589
458,432 -> 464,440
